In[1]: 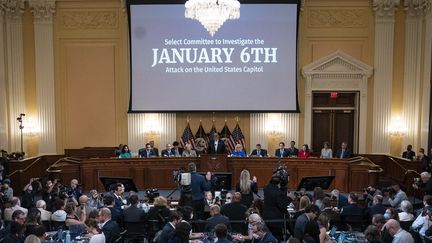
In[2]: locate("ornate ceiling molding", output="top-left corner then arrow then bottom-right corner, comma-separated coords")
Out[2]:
373,0 -> 400,17
28,0 -> 56,22
404,0 -> 432,16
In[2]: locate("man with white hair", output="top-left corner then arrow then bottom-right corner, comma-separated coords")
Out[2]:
384,219 -> 413,243
4,197 -> 28,221
36,200 -> 52,221
413,171 -> 432,195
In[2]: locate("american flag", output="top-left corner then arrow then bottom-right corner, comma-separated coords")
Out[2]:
180,122 -> 195,149
220,123 -> 233,153
195,122 -> 207,139
230,123 -> 246,151
207,124 -> 217,142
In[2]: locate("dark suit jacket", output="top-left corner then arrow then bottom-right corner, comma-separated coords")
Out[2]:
204,214 -> 231,232
293,213 -> 309,240
287,147 -> 299,157
221,202 -> 248,233
402,150 -> 416,160
160,223 -> 175,243
108,206 -> 124,225
124,205 -> 146,222
341,203 -> 366,222
262,183 -> 292,220
102,220 -> 121,243
208,139 -> 227,154
172,147 -> 183,157
336,149 -> 352,159
138,148 -> 157,158
274,148 -> 289,157
110,192 -> 124,210
322,208 -> 342,228
161,149 -> 175,157
367,204 -> 387,221
250,149 -> 268,157
337,194 -> 349,208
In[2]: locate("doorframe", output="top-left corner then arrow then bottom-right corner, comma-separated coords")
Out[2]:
302,50 -> 373,154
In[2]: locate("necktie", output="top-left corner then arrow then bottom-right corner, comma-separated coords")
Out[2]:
257,150 -> 260,156
147,151 -> 150,157
280,149 -> 283,157
340,150 -> 344,159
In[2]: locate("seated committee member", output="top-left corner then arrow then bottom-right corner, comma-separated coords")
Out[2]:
298,144 -> 311,158
139,143 -> 157,158
320,141 -> 333,159
208,133 -> 227,154
118,145 -> 132,158
149,140 -> 159,156
335,142 -> 352,159
275,142 -> 289,158
161,143 -> 175,157
172,141 -> 183,157
182,143 -> 197,157
250,144 -> 268,157
402,144 -> 416,160
231,144 -> 246,157
287,141 -> 299,157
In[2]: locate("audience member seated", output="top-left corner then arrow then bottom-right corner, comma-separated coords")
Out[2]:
69,178 -> 83,201
149,140 -> 159,156
172,141 -> 183,157
161,143 -> 175,157
330,189 -> 348,209
26,225 -> 46,243
384,208 -> 399,221
387,183 -> 407,209
247,198 -> 264,216
146,196 -> 171,231
231,144 -> 246,157
85,218 -> 105,243
177,206 -> 193,222
417,148 -> 431,172
24,208 -> 42,237
335,142 -> 352,159
293,196 -> 311,220
168,221 -> 191,243
204,191 -> 215,206
51,199 -> 66,222
250,144 -> 268,157
160,211 -> 182,243
402,144 -> 416,160
118,144 -> 132,158
302,220 -> 321,243
214,224 -> 232,243
371,214 -> 392,243
139,143 -> 157,158
298,144 -> 311,158
320,141 -> 333,159
384,219 -> 414,243
235,169 -> 258,208
65,202 -> 86,228
312,187 -> 325,210
5,197 -> 28,221
182,144 -> 197,157
232,213 -> 266,242
204,205 -> 230,233
221,192 -> 248,234
413,171 -> 432,196
252,220 -> 278,243
364,225 -> 382,243
99,208 -> 121,243
77,195 -> 95,219
367,195 -> 387,221
398,200 -> 414,221
340,193 -> 366,228
412,205 -> 432,236
275,142 -> 289,158
104,195 -> 123,225
287,141 -> 299,157
224,192 -> 232,204
317,214 -> 332,243
3,221 -> 26,243
321,197 -> 341,229
123,194 -> 145,222
88,189 -> 103,209
1,178 -> 14,202
293,204 -> 320,241
363,185 -> 382,206
22,178 -> 37,210
35,200 -> 51,222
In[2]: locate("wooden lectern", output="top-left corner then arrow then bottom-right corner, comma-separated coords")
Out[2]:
199,154 -> 227,172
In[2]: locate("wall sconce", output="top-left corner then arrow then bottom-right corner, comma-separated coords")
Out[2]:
389,116 -> 407,137
143,114 -> 161,135
23,116 -> 40,137
266,113 -> 283,136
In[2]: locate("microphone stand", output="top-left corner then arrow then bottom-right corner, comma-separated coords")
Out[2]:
17,114 -> 25,154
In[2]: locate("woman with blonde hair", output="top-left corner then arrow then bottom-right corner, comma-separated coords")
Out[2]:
236,169 -> 258,207
293,196 -> 311,220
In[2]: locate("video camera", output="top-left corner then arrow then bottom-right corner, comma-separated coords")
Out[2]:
273,164 -> 289,190
145,188 -> 159,203
173,169 -> 191,193
414,178 -> 422,187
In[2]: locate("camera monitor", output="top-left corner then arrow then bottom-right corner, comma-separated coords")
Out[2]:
200,172 -> 232,191
296,176 -> 335,191
99,176 -> 138,192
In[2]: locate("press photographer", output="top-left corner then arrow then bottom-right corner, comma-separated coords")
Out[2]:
385,183 -> 408,209
412,172 -> 432,195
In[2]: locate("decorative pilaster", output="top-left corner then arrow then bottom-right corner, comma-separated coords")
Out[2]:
250,113 -> 268,151
3,0 -> 25,153
402,0 -> 431,149
29,0 -> 57,154
0,8 -> 8,151
371,0 -> 399,154
158,113 -> 176,151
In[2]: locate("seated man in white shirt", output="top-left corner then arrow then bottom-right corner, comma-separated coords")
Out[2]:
36,200 -> 52,221
4,197 -> 28,221
385,219 -> 414,243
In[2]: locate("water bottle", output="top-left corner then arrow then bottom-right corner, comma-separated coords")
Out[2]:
57,228 -> 63,242
65,231 -> 71,243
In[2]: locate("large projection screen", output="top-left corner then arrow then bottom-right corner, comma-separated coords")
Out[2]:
128,0 -> 300,112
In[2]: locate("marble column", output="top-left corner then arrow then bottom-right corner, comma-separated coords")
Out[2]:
420,5 -> 432,148
0,8 -> 8,151
371,0 -> 399,154
4,0 -> 25,153
402,0 -> 431,149
29,0 -> 57,154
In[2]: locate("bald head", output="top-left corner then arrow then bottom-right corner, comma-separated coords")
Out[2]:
79,195 -> 88,204
384,219 -> 401,236
210,205 -> 221,215
232,192 -> 242,202
98,208 -> 112,223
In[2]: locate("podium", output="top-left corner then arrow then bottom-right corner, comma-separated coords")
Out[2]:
199,154 -> 227,172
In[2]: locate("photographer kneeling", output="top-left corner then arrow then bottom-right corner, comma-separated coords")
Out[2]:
413,172 -> 432,195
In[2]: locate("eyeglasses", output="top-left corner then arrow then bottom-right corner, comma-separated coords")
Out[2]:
226,197 -> 231,199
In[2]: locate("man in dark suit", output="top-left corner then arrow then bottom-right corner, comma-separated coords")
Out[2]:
274,142 -> 289,157
330,189 -> 349,209
287,141 -> 299,157
204,205 -> 231,232
172,141 -> 183,157
138,143 -> 157,158
367,195 -> 387,222
149,140 -> 159,156
293,205 -> 320,240
161,143 -> 175,157
402,144 -> 416,160
335,142 -> 352,159
263,174 -> 292,241
99,208 -> 121,243
250,144 -> 268,157
123,195 -> 145,222
208,133 -> 227,154
110,183 -> 125,210
340,193 -> 366,223
221,192 -> 248,234
159,211 -> 182,243
214,224 -> 233,243
104,195 -> 124,225
321,197 -> 342,229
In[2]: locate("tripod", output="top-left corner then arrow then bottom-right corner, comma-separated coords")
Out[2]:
16,113 -> 25,154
